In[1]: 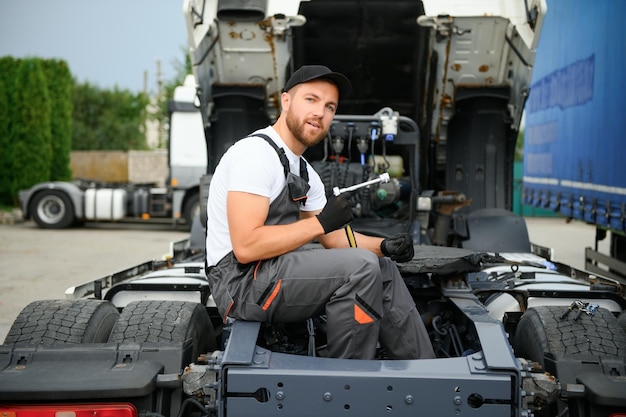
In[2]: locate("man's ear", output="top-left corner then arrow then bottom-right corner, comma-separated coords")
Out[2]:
280,91 -> 291,111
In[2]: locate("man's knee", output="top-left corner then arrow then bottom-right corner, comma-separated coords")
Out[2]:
351,248 -> 380,269
342,249 -> 381,297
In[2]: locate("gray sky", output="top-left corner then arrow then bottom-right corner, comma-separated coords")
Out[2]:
0,0 -> 189,94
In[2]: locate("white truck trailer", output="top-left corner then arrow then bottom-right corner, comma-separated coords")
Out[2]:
18,76 -> 207,229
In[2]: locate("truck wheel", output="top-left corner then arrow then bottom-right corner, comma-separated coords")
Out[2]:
513,305 -> 626,366
3,300 -> 119,345
618,311 -> 626,334
182,192 -> 200,227
108,300 -> 216,360
31,190 -> 75,229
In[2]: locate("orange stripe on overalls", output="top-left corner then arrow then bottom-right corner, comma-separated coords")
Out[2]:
223,301 -> 234,324
354,303 -> 375,324
262,279 -> 282,310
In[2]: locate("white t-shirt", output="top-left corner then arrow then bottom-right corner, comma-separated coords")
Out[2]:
205,126 -> 327,266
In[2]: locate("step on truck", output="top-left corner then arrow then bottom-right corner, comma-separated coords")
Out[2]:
2,1 -> 626,417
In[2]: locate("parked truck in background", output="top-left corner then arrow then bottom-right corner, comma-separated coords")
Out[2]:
18,75 -> 206,229
522,0 -> 626,281
3,1 -> 626,417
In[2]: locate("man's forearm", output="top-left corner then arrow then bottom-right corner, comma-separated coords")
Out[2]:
232,217 -> 325,263
318,229 -> 384,256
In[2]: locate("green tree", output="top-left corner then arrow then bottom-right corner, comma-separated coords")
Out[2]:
0,57 -> 15,204
42,59 -> 73,180
152,49 -> 193,147
72,82 -> 149,150
12,58 -> 52,195
160,50 -> 193,109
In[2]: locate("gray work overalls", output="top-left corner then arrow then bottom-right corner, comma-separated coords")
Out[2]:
206,135 -> 435,360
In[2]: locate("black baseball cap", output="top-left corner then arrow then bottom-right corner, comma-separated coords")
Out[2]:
282,65 -> 352,99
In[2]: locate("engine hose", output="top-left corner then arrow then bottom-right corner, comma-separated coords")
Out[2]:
341,128 -> 353,187
175,398 -> 210,417
381,138 -> 390,171
448,324 -> 464,357
432,316 -> 464,357
431,315 -> 448,336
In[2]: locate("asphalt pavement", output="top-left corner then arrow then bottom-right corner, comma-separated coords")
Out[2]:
0,221 -> 189,343
0,217 -> 608,343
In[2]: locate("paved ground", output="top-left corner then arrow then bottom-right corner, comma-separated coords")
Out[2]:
0,217 -> 609,343
524,217 -> 609,271
0,221 -> 189,343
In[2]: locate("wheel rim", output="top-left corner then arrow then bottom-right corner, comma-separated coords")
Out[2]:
37,195 -> 66,224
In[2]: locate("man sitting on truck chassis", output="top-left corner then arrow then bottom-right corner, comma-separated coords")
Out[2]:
205,65 -> 435,360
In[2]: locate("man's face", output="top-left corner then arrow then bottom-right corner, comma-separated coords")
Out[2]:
284,79 -> 339,147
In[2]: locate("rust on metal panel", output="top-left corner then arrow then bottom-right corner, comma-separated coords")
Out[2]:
260,17 -> 280,114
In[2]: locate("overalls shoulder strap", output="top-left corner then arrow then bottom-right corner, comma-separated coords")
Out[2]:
250,133 -> 309,182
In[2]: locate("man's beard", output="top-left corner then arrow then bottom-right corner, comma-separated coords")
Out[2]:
286,110 -> 328,148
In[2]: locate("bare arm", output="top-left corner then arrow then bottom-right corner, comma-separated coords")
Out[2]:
227,191 -> 325,264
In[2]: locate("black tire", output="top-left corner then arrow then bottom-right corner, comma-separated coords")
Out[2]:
618,310 -> 626,334
182,192 -> 200,228
31,190 -> 75,229
3,299 -> 119,345
108,300 -> 216,360
513,305 -> 626,367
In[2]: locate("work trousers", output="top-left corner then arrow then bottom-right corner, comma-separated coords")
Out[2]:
208,247 -> 435,360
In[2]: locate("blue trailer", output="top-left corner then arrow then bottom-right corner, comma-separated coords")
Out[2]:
523,0 -> 626,280
4,2 -> 626,416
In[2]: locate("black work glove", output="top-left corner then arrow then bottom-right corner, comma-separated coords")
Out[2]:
316,195 -> 354,234
381,233 -> 414,262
